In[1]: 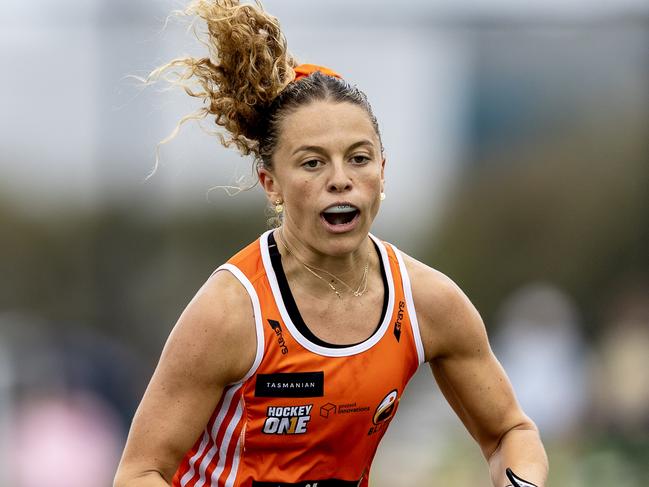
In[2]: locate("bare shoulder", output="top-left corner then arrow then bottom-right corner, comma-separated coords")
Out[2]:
401,252 -> 487,363
163,268 -> 258,386
114,269 -> 258,484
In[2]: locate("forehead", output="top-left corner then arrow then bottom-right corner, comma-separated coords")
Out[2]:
276,101 -> 379,153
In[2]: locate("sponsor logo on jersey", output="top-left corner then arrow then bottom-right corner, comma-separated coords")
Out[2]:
262,404 -> 312,435
393,300 -> 405,342
268,319 -> 289,354
338,402 -> 371,415
319,402 -> 336,418
255,372 -> 325,398
367,389 -> 399,436
320,401 -> 371,419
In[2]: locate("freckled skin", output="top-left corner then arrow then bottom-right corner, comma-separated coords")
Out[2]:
258,100 -> 385,270
115,96 -> 547,487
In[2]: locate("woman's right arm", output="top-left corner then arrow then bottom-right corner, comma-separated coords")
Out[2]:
114,270 -> 258,487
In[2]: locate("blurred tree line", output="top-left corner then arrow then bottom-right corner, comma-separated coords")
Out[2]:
1,101 -> 647,357
428,78 -> 649,336
1,203 -> 264,359
2,179 -> 644,359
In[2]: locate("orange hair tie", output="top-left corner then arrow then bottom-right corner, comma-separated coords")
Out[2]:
293,63 -> 342,82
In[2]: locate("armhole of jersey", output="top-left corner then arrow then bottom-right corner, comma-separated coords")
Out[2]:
212,263 -> 265,384
389,244 -> 426,365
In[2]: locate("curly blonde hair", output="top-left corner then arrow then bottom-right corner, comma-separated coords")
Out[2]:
149,0 -> 382,174
150,0 -> 296,156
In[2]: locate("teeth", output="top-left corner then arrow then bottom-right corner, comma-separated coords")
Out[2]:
324,205 -> 357,214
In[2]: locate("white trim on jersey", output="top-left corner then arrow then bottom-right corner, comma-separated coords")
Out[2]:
182,264 -> 261,486
260,229 -> 395,358
205,399 -> 244,487
213,263 -> 265,383
180,383 -> 242,487
224,423 -> 245,487
388,244 -> 426,365
179,430 -> 211,487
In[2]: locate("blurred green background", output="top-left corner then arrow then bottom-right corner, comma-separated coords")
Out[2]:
1,0 -> 648,485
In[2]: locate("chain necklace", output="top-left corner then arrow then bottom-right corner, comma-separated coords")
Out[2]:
277,229 -> 370,299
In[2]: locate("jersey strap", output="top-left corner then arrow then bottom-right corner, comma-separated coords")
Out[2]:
173,231 -> 425,486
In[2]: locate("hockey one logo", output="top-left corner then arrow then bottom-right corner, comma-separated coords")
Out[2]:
262,404 -> 312,435
368,389 -> 398,436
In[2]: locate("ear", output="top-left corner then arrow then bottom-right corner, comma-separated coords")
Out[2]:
380,157 -> 386,193
257,167 -> 283,204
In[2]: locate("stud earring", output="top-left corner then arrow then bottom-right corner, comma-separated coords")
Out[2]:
380,192 -> 386,201
274,199 -> 284,214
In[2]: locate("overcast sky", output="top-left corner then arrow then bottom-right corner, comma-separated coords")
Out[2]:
1,0 -> 647,240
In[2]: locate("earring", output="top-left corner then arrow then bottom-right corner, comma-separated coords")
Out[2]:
380,192 -> 386,201
274,199 -> 284,214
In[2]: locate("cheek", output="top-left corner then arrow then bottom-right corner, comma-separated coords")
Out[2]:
293,180 -> 311,197
367,175 -> 383,213
285,179 -> 314,209
363,172 -> 383,192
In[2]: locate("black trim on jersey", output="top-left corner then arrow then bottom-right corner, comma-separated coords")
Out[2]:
267,231 -> 388,349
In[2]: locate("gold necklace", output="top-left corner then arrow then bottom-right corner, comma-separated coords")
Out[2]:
277,229 -> 370,299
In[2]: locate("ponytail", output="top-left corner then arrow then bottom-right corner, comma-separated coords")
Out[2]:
149,0 -> 297,161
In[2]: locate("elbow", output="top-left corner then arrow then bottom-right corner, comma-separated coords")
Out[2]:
501,414 -> 541,441
113,467 -> 139,487
113,466 -> 171,487
113,460 -> 134,487
510,416 -> 539,434
113,470 -> 127,487
485,417 -> 541,460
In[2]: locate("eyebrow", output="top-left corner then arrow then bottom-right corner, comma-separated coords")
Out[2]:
291,139 -> 376,157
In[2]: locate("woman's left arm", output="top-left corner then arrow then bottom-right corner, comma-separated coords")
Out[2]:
405,255 -> 548,487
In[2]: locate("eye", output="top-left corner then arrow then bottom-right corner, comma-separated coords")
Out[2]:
350,155 -> 371,164
302,159 -> 322,169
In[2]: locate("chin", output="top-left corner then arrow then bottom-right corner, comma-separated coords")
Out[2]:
317,227 -> 370,255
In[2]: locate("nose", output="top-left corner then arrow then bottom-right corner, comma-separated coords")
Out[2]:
327,161 -> 353,193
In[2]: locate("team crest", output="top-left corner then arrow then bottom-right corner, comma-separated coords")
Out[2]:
368,389 -> 399,435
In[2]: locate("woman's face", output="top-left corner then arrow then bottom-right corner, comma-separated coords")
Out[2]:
259,100 -> 385,257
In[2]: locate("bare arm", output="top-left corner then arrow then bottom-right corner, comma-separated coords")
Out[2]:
113,270 -> 257,487
405,255 -> 548,487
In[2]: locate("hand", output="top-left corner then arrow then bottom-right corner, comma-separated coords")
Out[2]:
505,468 -> 538,487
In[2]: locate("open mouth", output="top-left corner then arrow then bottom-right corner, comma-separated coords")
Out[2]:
321,204 -> 360,226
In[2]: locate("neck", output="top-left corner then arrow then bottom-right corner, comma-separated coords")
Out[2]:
275,226 -> 373,296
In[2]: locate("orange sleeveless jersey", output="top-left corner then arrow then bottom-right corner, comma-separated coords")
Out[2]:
173,230 -> 425,487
